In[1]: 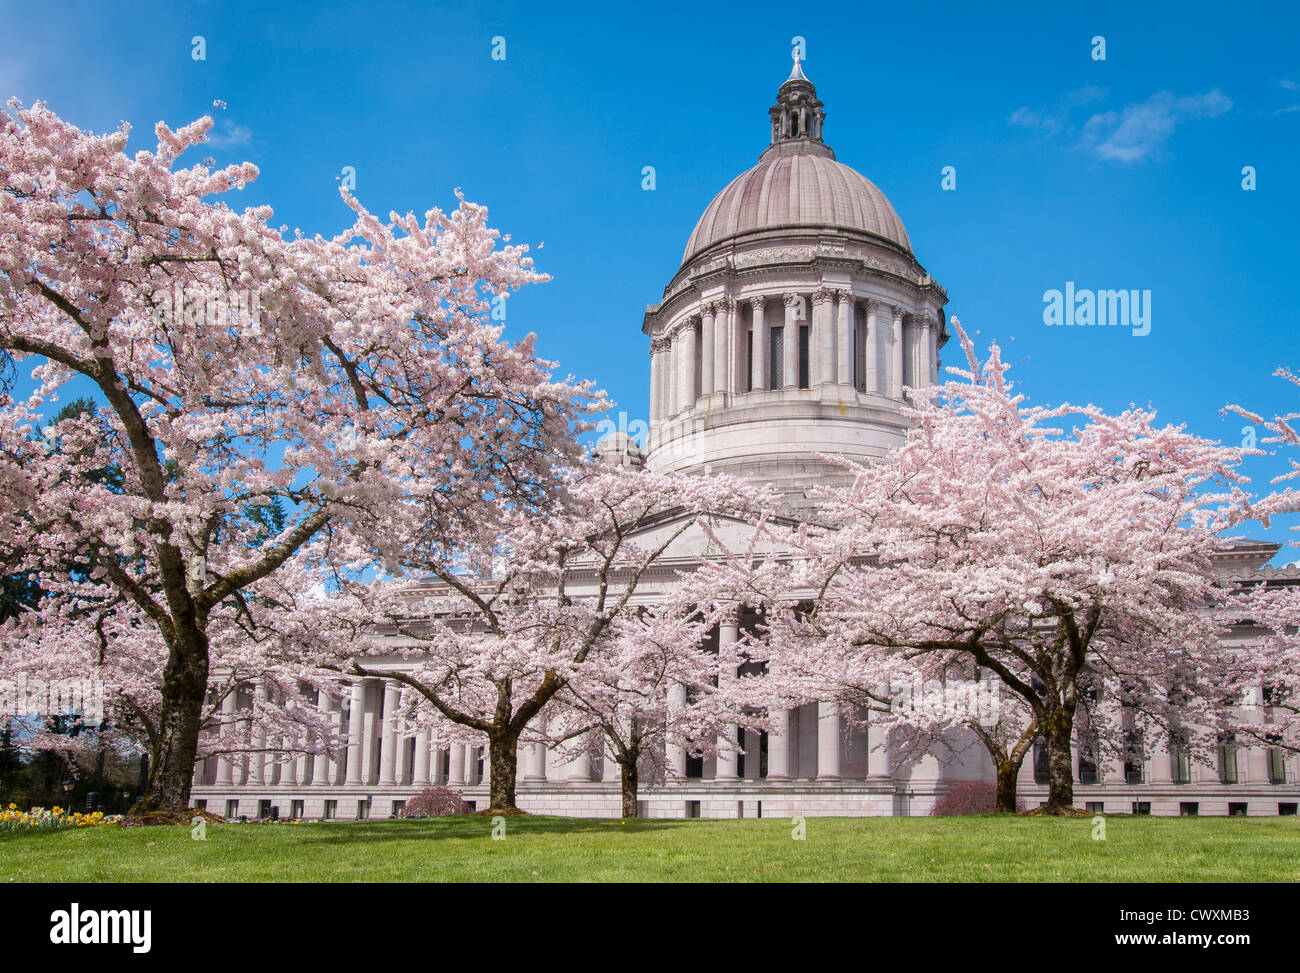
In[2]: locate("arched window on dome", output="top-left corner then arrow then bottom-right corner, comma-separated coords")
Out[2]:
790,112 -> 799,137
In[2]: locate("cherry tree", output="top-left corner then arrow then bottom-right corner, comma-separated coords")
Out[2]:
544,598 -> 765,818
0,101 -> 600,815
300,461 -> 771,814
712,319 -> 1245,813
0,556 -> 349,778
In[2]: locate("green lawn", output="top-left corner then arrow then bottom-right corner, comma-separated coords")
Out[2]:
2,814 -> 1297,882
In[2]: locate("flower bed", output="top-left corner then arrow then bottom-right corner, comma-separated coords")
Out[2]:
0,804 -> 111,832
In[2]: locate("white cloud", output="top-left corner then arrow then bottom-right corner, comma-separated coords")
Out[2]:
1007,86 -> 1108,138
207,119 -> 253,149
1081,89 -> 1232,163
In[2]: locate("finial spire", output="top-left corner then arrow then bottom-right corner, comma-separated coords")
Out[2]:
788,47 -> 808,83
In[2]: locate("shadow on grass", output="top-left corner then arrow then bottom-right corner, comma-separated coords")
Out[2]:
286,814 -> 696,846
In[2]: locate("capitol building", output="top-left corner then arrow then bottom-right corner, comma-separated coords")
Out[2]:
192,56 -> 1300,820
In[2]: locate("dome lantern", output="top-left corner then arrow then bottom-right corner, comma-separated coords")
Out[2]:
766,49 -> 832,161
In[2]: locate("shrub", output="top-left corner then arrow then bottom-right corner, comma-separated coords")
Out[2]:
930,780 -> 1024,815
400,787 -> 471,818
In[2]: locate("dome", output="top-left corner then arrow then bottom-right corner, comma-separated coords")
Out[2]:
642,53 -> 949,504
681,152 -> 911,266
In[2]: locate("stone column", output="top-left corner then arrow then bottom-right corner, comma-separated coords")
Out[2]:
1101,687 -> 1126,784
312,692 -> 334,785
734,298 -> 750,393
330,702 -> 346,785
448,742 -> 466,786
675,322 -> 697,412
216,688 -> 238,786
928,317 -> 940,385
524,741 -> 546,782
890,305 -> 905,399
1148,740 -> 1174,785
665,684 -> 688,777
659,337 -> 673,423
249,682 -> 267,785
715,619 -> 740,780
413,728 -> 431,786
566,745 -> 592,782
902,316 -> 916,393
835,290 -> 853,386
291,733 -> 305,785
917,316 -> 934,389
867,712 -> 891,779
603,743 -> 620,783
361,708 -> 379,785
667,331 -> 680,417
378,682 -> 400,786
649,340 -> 663,424
813,289 -> 835,386
699,304 -> 715,398
394,736 -> 408,788
424,743 -> 437,786
817,701 -> 842,780
782,293 -> 801,389
750,297 -> 768,392
767,709 -> 792,781
344,680 -> 366,786
864,300 -> 881,393
715,299 -> 731,395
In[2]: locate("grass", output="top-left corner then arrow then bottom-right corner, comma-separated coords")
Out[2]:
1,814 -> 1297,882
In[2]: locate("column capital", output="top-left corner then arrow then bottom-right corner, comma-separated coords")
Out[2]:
701,300 -> 719,317
749,294 -> 768,311
783,291 -> 803,308
720,296 -> 738,312
864,297 -> 882,312
891,304 -> 906,323
811,287 -> 835,306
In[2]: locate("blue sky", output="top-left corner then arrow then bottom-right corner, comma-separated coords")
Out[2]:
3,0 -> 1298,553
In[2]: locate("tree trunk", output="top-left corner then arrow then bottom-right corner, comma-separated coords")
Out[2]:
486,732 -> 519,812
135,639 -> 208,816
1043,707 -> 1076,813
994,758 -> 1020,813
620,760 -> 639,818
